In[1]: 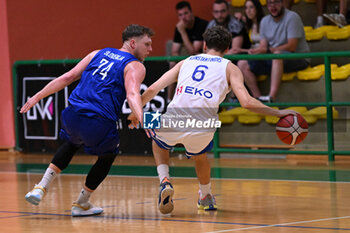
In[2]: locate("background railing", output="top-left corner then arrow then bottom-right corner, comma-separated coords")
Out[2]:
13,51 -> 350,160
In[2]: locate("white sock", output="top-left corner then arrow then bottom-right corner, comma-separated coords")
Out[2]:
317,16 -> 324,24
199,183 -> 212,199
157,164 -> 169,183
37,167 -> 57,189
76,188 -> 92,204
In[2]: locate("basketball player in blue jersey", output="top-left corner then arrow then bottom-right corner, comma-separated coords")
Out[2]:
129,26 -> 295,214
20,24 -> 153,216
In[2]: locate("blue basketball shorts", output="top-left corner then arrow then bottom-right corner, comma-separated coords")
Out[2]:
60,106 -> 119,155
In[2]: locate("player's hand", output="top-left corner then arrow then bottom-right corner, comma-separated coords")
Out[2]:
20,96 -> 40,114
127,113 -> 139,129
277,109 -> 297,118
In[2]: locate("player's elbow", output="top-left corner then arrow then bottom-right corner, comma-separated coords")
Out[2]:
240,97 -> 256,109
62,71 -> 79,84
126,92 -> 137,103
240,101 -> 251,109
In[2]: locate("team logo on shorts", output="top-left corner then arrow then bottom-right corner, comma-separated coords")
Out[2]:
143,111 -> 161,129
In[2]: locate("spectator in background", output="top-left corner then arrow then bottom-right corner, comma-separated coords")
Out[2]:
243,0 -> 265,50
207,0 -> 251,55
208,0 -> 251,104
234,0 -> 264,101
168,1 -> 208,101
237,0 -> 310,103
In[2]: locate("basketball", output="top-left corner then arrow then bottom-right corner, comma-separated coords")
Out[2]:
276,113 -> 308,145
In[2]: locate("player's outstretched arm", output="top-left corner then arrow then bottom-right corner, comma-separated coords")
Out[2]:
228,62 -> 295,117
127,61 -> 183,129
141,60 -> 183,106
20,50 -> 98,114
124,61 -> 147,126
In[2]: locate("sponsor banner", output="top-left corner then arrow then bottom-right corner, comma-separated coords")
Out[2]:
22,77 -> 61,140
15,61 -> 169,154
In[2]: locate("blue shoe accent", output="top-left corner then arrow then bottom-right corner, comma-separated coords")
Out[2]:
197,194 -> 217,211
158,178 -> 174,214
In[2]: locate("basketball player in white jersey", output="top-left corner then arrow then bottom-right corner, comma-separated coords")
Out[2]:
129,26 -> 295,214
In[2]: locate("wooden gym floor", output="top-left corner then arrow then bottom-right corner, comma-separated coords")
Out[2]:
2,150 -> 350,232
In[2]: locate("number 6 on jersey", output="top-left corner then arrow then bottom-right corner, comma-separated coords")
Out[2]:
192,65 -> 208,82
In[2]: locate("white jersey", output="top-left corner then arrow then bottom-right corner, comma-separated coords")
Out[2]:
154,54 -> 231,155
168,53 -> 230,119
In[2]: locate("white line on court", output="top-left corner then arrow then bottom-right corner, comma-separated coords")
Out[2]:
206,215 -> 350,233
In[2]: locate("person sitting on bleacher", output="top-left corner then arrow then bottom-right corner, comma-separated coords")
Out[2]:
207,0 -> 251,55
208,0 -> 252,105
237,0 -> 265,51
167,1 -> 208,102
237,0 -> 310,103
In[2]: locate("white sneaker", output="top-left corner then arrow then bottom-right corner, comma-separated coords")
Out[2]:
25,185 -> 46,205
71,202 -> 103,217
258,95 -> 274,103
323,13 -> 347,27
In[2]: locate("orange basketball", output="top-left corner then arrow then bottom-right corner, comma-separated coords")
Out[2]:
276,113 -> 308,145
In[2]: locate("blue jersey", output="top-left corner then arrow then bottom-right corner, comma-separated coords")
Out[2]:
69,48 -> 138,122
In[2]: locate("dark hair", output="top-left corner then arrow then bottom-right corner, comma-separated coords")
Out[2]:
245,0 -> 265,31
176,1 -> 192,11
122,24 -> 154,42
203,26 -> 232,52
214,0 -> 229,9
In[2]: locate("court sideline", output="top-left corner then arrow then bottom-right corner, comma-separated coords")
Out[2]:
1,151 -> 350,232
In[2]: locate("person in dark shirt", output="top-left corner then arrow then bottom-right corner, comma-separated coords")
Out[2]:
168,1 -> 208,101
172,1 -> 208,56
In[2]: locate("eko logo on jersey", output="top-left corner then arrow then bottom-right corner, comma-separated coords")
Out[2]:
176,85 -> 213,99
143,111 -> 161,129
